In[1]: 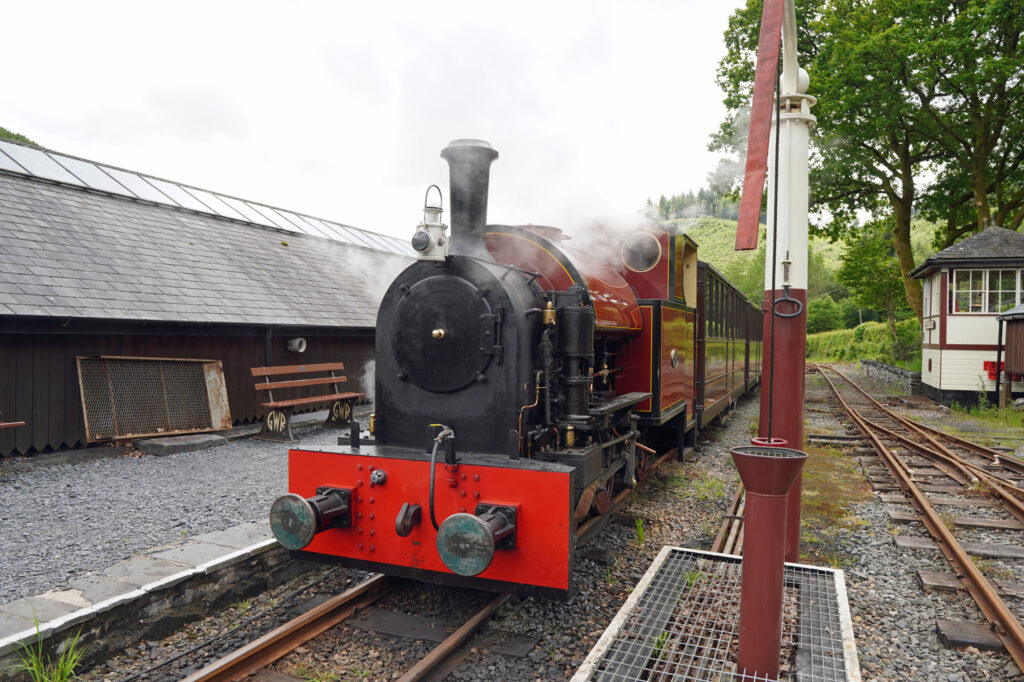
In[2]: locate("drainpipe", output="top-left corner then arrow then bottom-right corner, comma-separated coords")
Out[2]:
996,318 -> 1004,407
265,326 -> 274,366
730,443 -> 807,680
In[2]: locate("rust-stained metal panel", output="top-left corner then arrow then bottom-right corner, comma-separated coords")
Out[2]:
76,356 -> 232,441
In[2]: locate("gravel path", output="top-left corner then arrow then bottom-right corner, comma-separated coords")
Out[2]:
806,365 -> 1024,682
71,399 -> 753,681
16,367 -> 1024,681
0,418 -> 351,604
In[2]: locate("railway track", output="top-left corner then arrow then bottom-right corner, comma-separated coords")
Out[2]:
178,575 -> 510,682
174,448 -> 682,681
815,363 -> 1024,670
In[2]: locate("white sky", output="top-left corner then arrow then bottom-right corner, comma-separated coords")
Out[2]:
2,1 -> 745,240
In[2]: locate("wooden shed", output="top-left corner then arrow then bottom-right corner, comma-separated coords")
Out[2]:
0,138 -> 411,456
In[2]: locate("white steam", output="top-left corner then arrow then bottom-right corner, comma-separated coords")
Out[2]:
360,359 -> 376,404
561,206 -> 662,267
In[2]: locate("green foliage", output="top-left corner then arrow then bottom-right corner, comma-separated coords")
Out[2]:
711,0 -> 1024,318
652,187 -> 739,221
836,222 -> 911,338
806,318 -> 921,365
17,625 -> 83,682
0,126 -> 37,146
634,517 -> 645,547
807,295 -> 843,333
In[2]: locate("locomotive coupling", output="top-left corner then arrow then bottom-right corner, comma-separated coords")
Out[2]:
269,487 -> 352,550
436,504 -> 517,576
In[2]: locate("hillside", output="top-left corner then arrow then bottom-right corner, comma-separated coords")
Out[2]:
667,217 -> 940,276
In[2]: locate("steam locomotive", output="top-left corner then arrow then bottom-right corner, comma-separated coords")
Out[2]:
269,140 -> 762,600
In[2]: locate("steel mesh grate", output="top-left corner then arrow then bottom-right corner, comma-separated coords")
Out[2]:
78,357 -> 214,440
578,548 -> 853,682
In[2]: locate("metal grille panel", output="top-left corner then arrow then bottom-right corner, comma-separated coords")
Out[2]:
78,356 -> 226,441
575,547 -> 857,682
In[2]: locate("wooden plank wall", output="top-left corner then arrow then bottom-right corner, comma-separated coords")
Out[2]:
1006,321 -> 1024,375
0,330 -> 373,456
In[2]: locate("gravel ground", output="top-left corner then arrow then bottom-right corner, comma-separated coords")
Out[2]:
14,366 -> 1024,681
806,365 -> 1024,682
63,398 -> 754,681
0,415 -> 360,603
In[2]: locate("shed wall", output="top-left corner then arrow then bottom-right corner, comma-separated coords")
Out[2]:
0,327 -> 373,456
1006,320 -> 1024,375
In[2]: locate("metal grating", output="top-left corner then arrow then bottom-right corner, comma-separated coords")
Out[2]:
77,356 -> 231,441
574,547 -> 858,682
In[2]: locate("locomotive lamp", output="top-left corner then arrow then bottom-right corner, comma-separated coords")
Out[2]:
411,184 -> 449,261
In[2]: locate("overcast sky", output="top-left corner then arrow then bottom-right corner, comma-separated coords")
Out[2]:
3,1 -> 746,241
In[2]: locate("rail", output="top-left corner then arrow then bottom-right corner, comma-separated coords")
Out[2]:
815,363 -> 1024,670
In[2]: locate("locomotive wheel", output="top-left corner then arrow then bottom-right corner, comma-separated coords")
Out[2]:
592,475 -> 615,515
635,449 -> 650,482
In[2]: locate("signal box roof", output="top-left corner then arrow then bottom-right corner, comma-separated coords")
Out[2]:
910,226 -> 1024,279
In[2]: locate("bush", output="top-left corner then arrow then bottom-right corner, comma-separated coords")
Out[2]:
807,296 -> 844,333
806,318 -> 921,365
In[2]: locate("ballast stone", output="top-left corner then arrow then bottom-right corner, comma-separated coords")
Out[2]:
135,433 -> 226,456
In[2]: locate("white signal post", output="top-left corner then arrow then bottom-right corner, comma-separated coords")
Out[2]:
764,3 -> 816,296
756,0 -> 817,564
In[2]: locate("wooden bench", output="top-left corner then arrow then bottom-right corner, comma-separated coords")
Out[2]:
251,362 -> 365,442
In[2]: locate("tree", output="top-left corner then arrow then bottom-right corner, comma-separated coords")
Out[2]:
835,223 -> 910,341
906,0 -> 1024,241
806,295 -> 843,333
713,0 -> 1024,322
0,126 -> 36,146
713,0 -> 937,320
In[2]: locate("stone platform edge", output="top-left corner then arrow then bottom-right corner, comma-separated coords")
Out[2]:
0,523 -> 307,678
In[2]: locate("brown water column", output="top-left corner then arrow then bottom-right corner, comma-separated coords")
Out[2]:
730,444 -> 807,679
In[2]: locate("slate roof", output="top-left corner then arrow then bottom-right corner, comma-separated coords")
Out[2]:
998,303 -> 1024,321
0,167 -> 411,327
910,226 -> 1024,279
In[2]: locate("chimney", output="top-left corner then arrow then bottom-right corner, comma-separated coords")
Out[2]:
440,139 -> 499,257
730,443 -> 807,680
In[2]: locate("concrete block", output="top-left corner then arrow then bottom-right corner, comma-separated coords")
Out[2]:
135,433 -> 226,456
0,595 -> 79,627
67,575 -> 138,605
193,521 -> 272,550
213,424 -> 261,440
196,547 -> 253,574
101,556 -> 189,587
0,613 -> 34,641
139,568 -> 201,593
151,542 -> 235,568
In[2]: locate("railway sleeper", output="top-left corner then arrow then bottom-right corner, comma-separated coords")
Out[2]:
887,509 -> 1024,531
918,569 -> 1024,600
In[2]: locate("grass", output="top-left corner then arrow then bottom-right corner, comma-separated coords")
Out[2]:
17,623 -> 83,682
653,630 -> 669,659
294,662 -> 342,682
938,510 -> 957,533
671,466 -> 727,502
971,555 -> 1013,581
634,517 -> 646,547
950,395 -> 1024,431
798,445 -> 874,567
